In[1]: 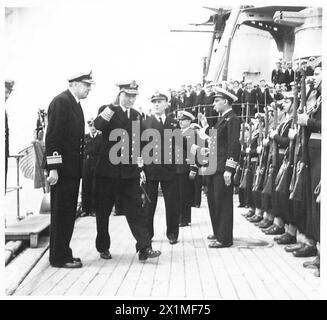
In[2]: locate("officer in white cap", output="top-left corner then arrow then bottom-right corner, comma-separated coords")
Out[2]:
142,91 -> 181,245
195,88 -> 241,248
93,81 -> 161,261
45,70 -> 94,268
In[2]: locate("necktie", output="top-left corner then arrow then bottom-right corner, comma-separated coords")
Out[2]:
159,117 -> 163,125
125,109 -> 129,119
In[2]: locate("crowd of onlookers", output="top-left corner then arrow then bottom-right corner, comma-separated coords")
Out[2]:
165,56 -> 321,122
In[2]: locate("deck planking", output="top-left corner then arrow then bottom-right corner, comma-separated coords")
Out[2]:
13,194 -> 321,299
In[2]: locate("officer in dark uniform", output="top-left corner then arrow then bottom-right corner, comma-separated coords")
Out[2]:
5,79 -> 15,192
197,88 -> 241,248
176,110 -> 198,226
93,81 -> 161,261
45,70 -> 94,268
143,92 -> 180,245
81,119 -> 102,217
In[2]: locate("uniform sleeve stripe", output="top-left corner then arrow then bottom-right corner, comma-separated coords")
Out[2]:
100,107 -> 115,122
47,155 -> 62,165
226,158 -> 238,168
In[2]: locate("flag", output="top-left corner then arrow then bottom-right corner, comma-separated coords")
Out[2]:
18,140 -> 46,189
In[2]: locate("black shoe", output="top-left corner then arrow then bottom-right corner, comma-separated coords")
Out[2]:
303,256 -> 320,269
208,240 -> 233,248
238,204 -> 245,208
248,215 -> 263,223
100,250 -> 112,259
207,234 -> 217,241
292,244 -> 317,258
243,210 -> 255,218
276,233 -> 296,245
284,242 -> 304,252
169,238 -> 178,245
263,224 -> 285,235
73,257 -> 81,263
139,247 -> 161,261
90,211 -> 96,217
256,219 -> 273,229
51,260 -> 83,268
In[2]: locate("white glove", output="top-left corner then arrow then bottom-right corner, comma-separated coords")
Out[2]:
47,169 -> 59,185
223,171 -> 232,187
262,138 -> 269,147
256,146 -> 263,154
246,147 -> 251,154
288,128 -> 297,140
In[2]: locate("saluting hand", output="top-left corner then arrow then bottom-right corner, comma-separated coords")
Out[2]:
223,171 -> 232,187
47,169 -> 58,185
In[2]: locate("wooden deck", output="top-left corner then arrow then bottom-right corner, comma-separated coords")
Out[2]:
13,195 -> 321,299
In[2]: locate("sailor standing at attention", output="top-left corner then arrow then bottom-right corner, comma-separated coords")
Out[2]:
196,88 -> 240,248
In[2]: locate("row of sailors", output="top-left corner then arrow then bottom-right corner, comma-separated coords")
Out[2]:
237,65 -> 322,277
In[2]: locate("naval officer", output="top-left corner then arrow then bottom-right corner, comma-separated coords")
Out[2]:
45,70 -> 94,268
197,88 -> 241,248
142,92 -> 180,245
93,81 -> 161,261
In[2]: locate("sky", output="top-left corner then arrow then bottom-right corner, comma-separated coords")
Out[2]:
3,0 -> 325,153
4,0 -> 219,152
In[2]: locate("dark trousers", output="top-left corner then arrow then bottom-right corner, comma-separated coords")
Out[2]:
145,178 -> 179,240
49,177 -> 80,265
206,173 -> 234,244
306,140 -> 321,242
82,168 -> 96,213
193,175 -> 202,207
95,177 -> 151,253
238,188 -> 245,206
177,173 -> 192,224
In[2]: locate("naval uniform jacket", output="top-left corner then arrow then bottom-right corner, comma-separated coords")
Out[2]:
45,89 -> 85,179
44,89 -> 85,265
201,109 -> 241,174
142,115 -> 179,181
94,104 -> 142,179
83,132 -> 103,172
